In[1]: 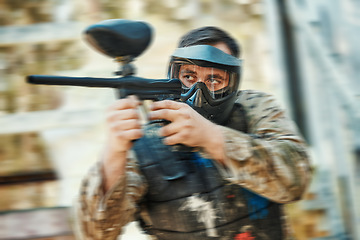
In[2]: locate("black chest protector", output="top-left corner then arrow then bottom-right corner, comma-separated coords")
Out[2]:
132,103 -> 284,240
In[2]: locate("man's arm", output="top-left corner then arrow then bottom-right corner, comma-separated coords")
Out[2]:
217,90 -> 312,203
149,90 -> 312,204
73,96 -> 147,239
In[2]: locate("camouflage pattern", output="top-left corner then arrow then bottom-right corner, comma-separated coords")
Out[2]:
73,90 -> 312,240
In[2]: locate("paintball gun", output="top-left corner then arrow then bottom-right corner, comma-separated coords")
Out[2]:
26,19 -> 182,102
27,19 -> 195,175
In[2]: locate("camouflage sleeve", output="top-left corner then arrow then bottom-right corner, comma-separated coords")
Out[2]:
73,153 -> 147,240
216,90 -> 312,203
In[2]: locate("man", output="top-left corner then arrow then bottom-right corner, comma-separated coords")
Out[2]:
75,26 -> 312,239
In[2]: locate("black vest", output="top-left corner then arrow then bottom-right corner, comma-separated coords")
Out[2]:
132,103 -> 284,240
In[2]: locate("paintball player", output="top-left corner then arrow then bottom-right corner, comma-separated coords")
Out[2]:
74,26 -> 312,239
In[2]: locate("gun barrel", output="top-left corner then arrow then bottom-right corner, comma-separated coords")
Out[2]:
28,75 -> 117,88
27,75 -> 181,89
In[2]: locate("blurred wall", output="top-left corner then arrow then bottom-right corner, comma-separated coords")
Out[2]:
264,0 -> 360,239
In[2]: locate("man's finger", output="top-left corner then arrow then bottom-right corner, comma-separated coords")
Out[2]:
158,121 -> 182,137
114,129 -> 143,141
148,109 -> 179,122
150,100 -> 183,111
108,96 -> 141,111
106,108 -> 140,122
162,133 -> 190,146
108,119 -> 142,132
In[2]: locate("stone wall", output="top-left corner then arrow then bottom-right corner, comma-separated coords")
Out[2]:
0,1 -> 87,179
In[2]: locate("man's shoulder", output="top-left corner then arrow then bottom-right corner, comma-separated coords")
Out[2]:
234,89 -> 284,119
235,89 -> 274,104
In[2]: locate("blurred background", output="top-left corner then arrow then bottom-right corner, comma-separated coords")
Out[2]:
0,0 -> 359,239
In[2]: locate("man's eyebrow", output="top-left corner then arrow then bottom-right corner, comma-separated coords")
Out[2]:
207,73 -> 225,79
180,69 -> 196,74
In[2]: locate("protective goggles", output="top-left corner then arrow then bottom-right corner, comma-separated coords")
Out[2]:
170,62 -> 238,99
168,45 -> 242,100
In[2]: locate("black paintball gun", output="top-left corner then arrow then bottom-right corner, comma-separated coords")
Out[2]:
27,19 -> 194,176
26,19 -> 182,101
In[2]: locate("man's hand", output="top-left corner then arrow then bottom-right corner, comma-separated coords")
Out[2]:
149,100 -> 226,163
105,95 -> 143,153
102,95 -> 143,192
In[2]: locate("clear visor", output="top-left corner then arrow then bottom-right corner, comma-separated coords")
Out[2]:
170,62 -> 238,99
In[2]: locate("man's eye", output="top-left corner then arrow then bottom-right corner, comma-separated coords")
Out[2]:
208,77 -> 222,84
182,74 -> 195,82
185,75 -> 193,80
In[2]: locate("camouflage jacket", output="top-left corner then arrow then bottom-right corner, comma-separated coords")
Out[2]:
73,90 -> 312,239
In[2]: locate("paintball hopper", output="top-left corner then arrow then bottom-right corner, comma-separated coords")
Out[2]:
84,19 -> 153,61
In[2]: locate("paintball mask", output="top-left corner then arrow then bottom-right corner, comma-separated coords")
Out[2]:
168,45 -> 242,125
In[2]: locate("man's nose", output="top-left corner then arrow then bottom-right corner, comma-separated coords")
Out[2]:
196,75 -> 206,84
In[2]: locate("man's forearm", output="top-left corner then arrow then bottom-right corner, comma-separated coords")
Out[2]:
202,124 -> 226,165
102,148 -> 128,193
218,124 -> 312,203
